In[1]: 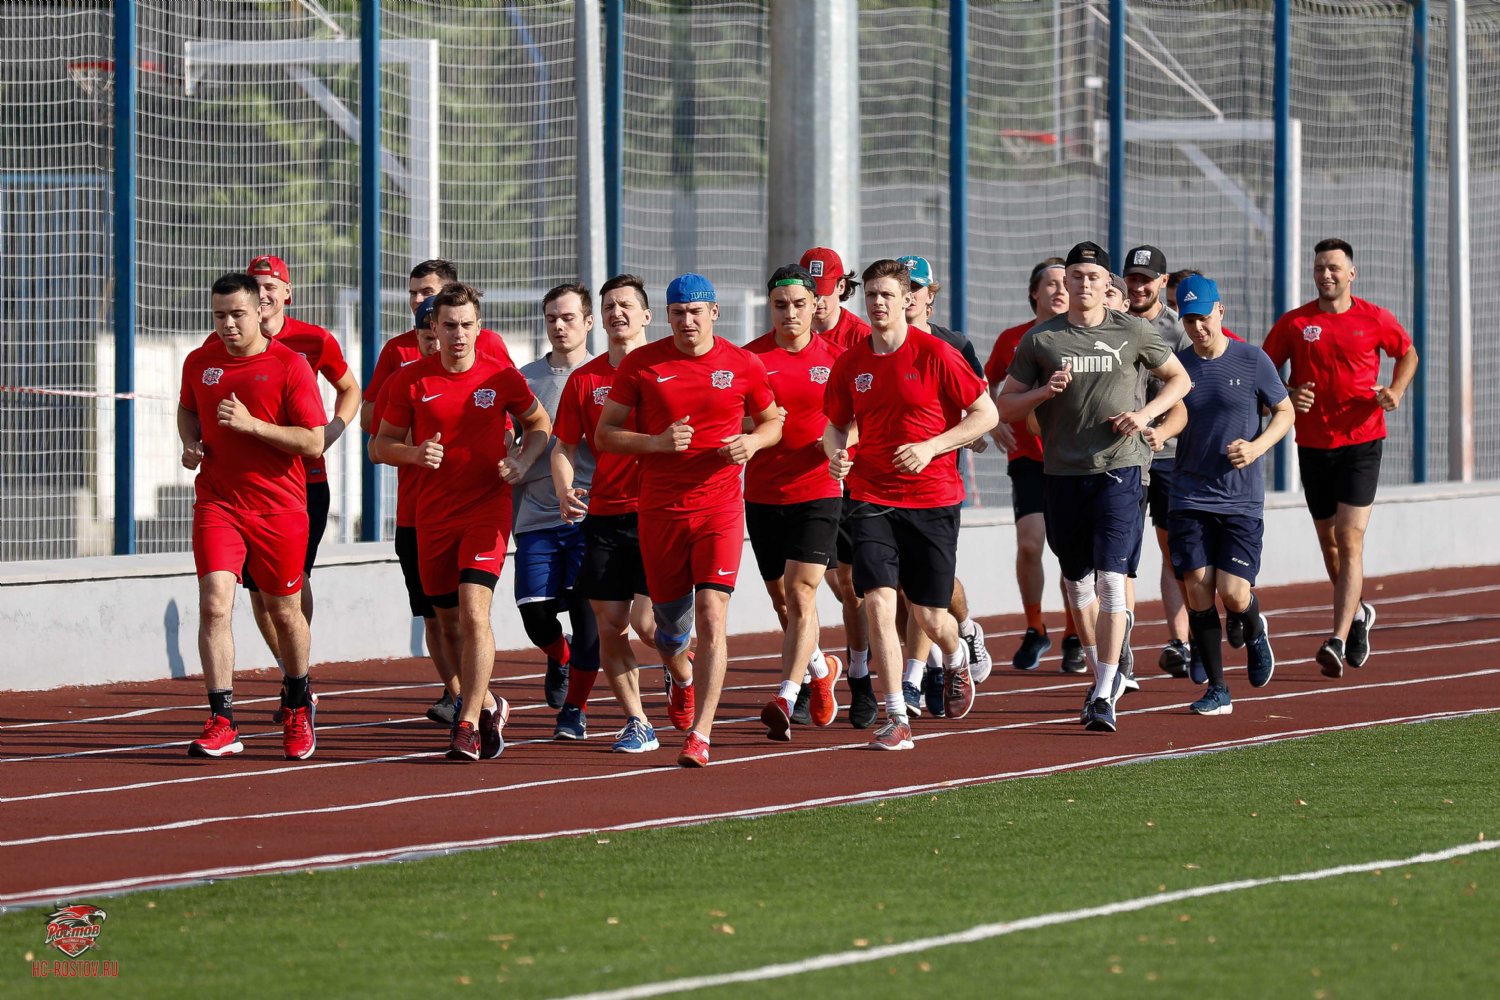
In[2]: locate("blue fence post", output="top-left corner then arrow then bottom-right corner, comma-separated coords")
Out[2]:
1272,0 -> 1292,492
1411,0 -> 1429,483
1107,0 -> 1125,265
113,0 -> 137,555
949,0 -> 968,339
358,0 -> 382,541
605,0 -> 623,277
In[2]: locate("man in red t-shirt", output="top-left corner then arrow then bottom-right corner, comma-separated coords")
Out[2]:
178,273 -> 327,761
744,264 -> 847,741
372,284 -> 551,762
243,255 -> 360,718
823,259 -> 998,752
983,257 -> 1082,673
1263,238 -> 1418,677
597,273 -> 783,767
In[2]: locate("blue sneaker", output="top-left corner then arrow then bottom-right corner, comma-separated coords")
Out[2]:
1246,615 -> 1275,688
1011,628 -> 1052,671
922,665 -> 946,718
1190,683 -> 1233,716
611,717 -> 659,753
1080,686 -> 1096,726
553,703 -> 587,741
902,681 -> 924,719
1188,642 -> 1208,685
1085,697 -> 1116,732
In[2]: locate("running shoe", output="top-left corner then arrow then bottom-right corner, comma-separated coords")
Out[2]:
902,680 -> 924,719
1085,697 -> 1116,733
790,682 -> 813,726
1011,628 -> 1052,671
611,717 -> 659,754
666,676 -> 695,731
1060,634 -> 1087,674
1246,615 -> 1275,688
553,703 -> 587,741
544,651 -> 570,710
1190,683 -> 1233,716
922,665 -> 946,718
1080,685 -> 1096,726
944,656 -> 976,720
1345,602 -> 1376,668
447,720 -> 480,761
188,714 -> 243,759
1316,637 -> 1346,678
960,620 -> 993,685
479,699 -> 509,759
272,688 -> 318,725
760,696 -> 792,742
425,691 -> 457,726
677,731 -> 710,768
1189,642 -> 1208,685
1118,610 -> 1136,688
866,717 -> 914,751
847,674 -> 879,729
808,654 -> 843,727
282,701 -> 317,760
1157,639 -> 1189,678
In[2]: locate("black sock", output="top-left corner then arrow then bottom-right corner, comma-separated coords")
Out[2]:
1229,593 -> 1263,642
1188,608 -> 1225,686
283,672 -> 310,709
208,689 -> 234,723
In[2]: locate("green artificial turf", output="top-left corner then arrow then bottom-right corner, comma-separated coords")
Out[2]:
4,713 -> 1495,998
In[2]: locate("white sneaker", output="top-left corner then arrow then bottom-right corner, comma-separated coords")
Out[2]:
960,619 -> 993,685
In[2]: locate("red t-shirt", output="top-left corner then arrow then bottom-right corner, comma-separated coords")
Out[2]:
380,356 -> 537,526
552,352 -> 642,516
983,320 -> 1045,464
825,327 -> 987,509
1262,296 -> 1412,449
608,335 -> 775,516
179,337 -> 326,514
819,308 -> 871,352
268,317 -> 347,483
743,331 -> 845,505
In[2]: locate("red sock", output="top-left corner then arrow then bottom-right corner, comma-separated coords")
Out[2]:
1024,603 -> 1045,634
542,635 -> 570,664
565,668 -> 597,710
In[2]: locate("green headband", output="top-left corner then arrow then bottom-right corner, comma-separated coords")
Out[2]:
770,277 -> 815,290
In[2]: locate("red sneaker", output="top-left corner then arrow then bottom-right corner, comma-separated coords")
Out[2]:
867,717 -> 914,751
281,702 -> 317,760
188,714 -> 243,758
808,654 -> 843,728
677,731 -> 710,767
479,699 -> 509,760
447,720 -> 480,761
666,676 -> 695,732
760,697 -> 792,742
944,656 -> 976,720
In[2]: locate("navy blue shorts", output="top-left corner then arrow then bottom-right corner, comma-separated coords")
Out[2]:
1007,457 -> 1045,521
1043,469 -> 1146,582
1168,509 -> 1263,584
513,522 -> 585,604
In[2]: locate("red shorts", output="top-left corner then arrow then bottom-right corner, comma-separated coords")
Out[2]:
193,504 -> 308,597
418,513 -> 512,598
638,506 -> 745,602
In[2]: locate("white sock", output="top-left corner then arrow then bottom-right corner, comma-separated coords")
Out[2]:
903,658 -> 925,685
1083,644 -> 1099,674
807,647 -> 828,679
848,648 -> 870,678
884,691 -> 906,720
960,617 -> 977,634
1355,604 -> 1368,622
672,675 -> 691,688
1095,660 -> 1119,702
943,645 -> 965,670
776,679 -> 799,707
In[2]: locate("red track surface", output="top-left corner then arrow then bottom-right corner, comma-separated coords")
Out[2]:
3,567 -> 1498,910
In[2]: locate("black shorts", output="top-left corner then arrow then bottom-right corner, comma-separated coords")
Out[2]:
1147,459 -> 1174,528
836,493 -> 857,566
745,497 -> 842,581
578,512 -> 650,603
848,501 -> 961,608
243,479 -> 331,593
394,525 -> 435,619
1007,457 -> 1045,520
1299,440 -> 1383,521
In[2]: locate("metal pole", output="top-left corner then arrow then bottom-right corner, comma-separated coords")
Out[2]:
949,0 -> 968,335
1411,0 -> 1428,482
112,0 -> 137,555
1271,0 -> 1291,493
576,0 -> 607,333
1107,0 -> 1125,265
605,0 -> 623,277
1448,0 -> 1473,481
358,0 -> 381,541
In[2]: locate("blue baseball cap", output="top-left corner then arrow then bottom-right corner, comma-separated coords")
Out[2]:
897,255 -> 934,287
1175,275 -> 1220,317
414,295 -> 437,329
666,273 -> 716,304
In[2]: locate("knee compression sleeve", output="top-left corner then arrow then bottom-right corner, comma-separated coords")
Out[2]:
1096,570 -> 1127,614
518,599 -> 564,649
652,593 -> 695,658
1063,575 -> 1097,612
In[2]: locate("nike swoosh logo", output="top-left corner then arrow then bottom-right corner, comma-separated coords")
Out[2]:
421,393 -> 442,402
715,568 -> 734,576
473,555 -> 496,562
657,375 -> 678,383
285,579 -> 298,588
766,370 -> 780,376
400,359 -> 419,367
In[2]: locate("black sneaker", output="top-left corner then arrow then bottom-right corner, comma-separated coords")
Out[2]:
1226,615 -> 1247,650
1316,637 -> 1345,678
790,682 -> 813,726
1011,628 -> 1052,671
543,656 -> 569,710
922,665 -> 946,718
1118,611 -> 1139,694
1059,634 -> 1087,674
847,674 -> 878,729
1085,697 -> 1116,733
1157,639 -> 1189,678
1345,602 -> 1376,668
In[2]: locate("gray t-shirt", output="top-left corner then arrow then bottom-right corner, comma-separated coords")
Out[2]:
513,353 -> 594,535
1008,309 -> 1174,476
1135,304 -> 1191,463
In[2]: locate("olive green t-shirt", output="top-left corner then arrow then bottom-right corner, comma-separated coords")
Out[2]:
1007,308 -> 1174,476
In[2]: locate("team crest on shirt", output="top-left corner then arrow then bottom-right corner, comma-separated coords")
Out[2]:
710,370 -> 734,389
855,373 -> 874,393
202,368 -> 224,386
1303,325 -> 1322,342
472,388 -> 497,409
809,366 -> 831,385
592,385 -> 611,406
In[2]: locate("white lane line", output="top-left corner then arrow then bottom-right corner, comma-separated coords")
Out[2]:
547,836 -> 1500,1000
0,706 -> 1490,910
4,668 -> 1495,844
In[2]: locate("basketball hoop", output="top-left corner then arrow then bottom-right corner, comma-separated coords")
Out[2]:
998,129 -> 1059,164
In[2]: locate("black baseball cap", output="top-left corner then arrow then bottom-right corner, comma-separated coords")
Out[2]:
1124,245 -> 1167,279
1065,241 -> 1110,271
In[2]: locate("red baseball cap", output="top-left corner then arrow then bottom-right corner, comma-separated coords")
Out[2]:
247,255 -> 291,286
799,247 -> 845,297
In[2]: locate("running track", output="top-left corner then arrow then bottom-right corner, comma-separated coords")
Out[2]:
3,567 -> 1497,910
